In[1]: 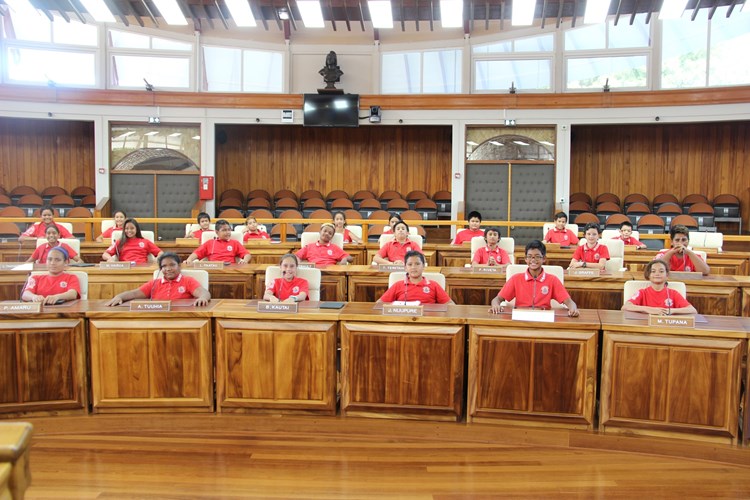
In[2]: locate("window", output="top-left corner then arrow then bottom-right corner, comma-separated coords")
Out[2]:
567,55 -> 647,89
381,49 -> 462,94
202,46 -> 283,93
473,34 -> 554,92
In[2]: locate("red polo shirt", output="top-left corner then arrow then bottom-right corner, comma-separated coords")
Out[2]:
266,277 -> 309,301
498,269 -> 570,309
24,273 -> 80,298
544,228 -> 579,245
105,238 -> 161,263
100,226 -> 122,239
453,229 -> 484,245
377,239 -> 422,263
341,229 -> 356,244
613,235 -> 644,246
472,246 -> 510,265
21,222 -> 73,239
572,242 -> 610,263
295,242 -> 350,265
30,242 -> 78,263
379,276 -> 451,304
655,250 -> 704,272
190,228 -> 211,240
243,231 -> 270,242
138,273 -> 201,300
193,238 -> 249,263
627,285 -> 691,309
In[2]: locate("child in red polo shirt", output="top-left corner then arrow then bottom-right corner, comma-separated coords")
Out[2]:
22,246 -> 80,304
243,216 -> 270,241
101,218 -> 163,264
655,224 -> 710,275
613,221 -> 646,249
295,223 -> 353,266
19,206 -> 74,241
471,227 -> 511,266
27,225 -> 82,264
186,212 -> 212,239
490,240 -> 579,316
378,251 -> 453,304
186,219 -> 251,265
264,253 -> 309,303
569,222 -> 609,270
374,221 -> 423,265
622,259 -> 696,315
543,212 -> 579,246
452,211 -> 484,245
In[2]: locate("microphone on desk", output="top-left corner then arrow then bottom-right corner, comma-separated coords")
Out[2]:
150,267 -> 162,301
403,272 -> 409,302
531,278 -> 537,310
665,281 -> 671,315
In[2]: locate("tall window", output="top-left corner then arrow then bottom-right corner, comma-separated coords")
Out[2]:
202,46 -> 283,93
473,34 -> 554,92
108,30 -> 193,90
381,48 -> 462,93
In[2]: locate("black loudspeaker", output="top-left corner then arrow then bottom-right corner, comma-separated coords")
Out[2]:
216,129 -> 228,145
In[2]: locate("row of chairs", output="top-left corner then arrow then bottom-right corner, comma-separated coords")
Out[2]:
573,208 -> 715,235
0,186 -> 96,217
218,189 -> 451,219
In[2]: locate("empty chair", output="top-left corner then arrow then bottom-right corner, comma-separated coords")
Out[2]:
414,199 -> 438,220
625,202 -> 651,225
325,190 -> 349,209
307,209 -> 332,221
656,203 -> 683,230
351,190 -> 376,209
358,198 -> 382,219
681,194 -> 709,214
605,213 -> 631,230
70,186 -> 95,205
595,193 -> 620,207
274,189 -> 298,203
299,189 -> 324,202
0,194 -> 11,209
0,205 -> 27,232
670,214 -> 699,232
343,209 -> 362,223
433,190 -> 452,218
405,190 -> 429,209
0,186 -> 6,195
0,221 -> 20,239
248,209 -> 273,220
385,198 -> 409,215
574,212 -> 600,228
637,214 -> 666,249
302,198 -> 328,218
17,194 -> 43,217
50,194 -> 76,217
218,197 -> 244,212
66,206 -> 93,238
595,201 -> 621,226
303,223 -> 322,233
568,201 -> 591,221
688,203 -> 715,230
689,231 -> 723,252
279,209 -> 304,237
246,189 -> 272,202
652,193 -> 679,211
246,197 -> 272,211
273,197 -> 299,218
569,192 -> 593,206
712,194 -> 740,217
623,193 -> 649,210
379,189 -> 402,203
220,188 -> 244,202
41,186 -> 68,204
80,195 -> 97,210
9,185 -> 37,204
218,208 -> 244,219
270,224 -> 298,242
399,210 -> 422,222
330,198 -> 355,211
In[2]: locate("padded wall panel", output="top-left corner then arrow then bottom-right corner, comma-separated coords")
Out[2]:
465,164 -> 509,235
157,175 -> 199,240
510,164 -> 554,245
111,174 -> 155,232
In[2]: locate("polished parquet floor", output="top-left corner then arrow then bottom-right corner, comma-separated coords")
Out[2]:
18,414 -> 750,499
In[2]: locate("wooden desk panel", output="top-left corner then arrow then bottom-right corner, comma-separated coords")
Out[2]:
87,303 -> 215,413
465,310 -> 600,430
599,310 -> 745,444
0,422 -> 33,500
0,319 -> 87,417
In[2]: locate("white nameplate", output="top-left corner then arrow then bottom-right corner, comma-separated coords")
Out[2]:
511,308 -> 555,323
193,261 -> 225,269
100,261 -> 132,270
130,300 -> 171,311
298,262 -> 316,269
0,302 -> 41,313
649,315 -> 695,328
668,271 -> 702,280
473,265 -> 505,274
0,262 -> 28,270
568,268 -> 601,277
258,301 -> 298,313
378,264 -> 404,272
383,304 -> 423,316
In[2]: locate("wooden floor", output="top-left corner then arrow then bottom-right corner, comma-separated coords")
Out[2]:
17,414 -> 750,499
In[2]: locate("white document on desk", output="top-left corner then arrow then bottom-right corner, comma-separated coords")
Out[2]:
511,308 -> 555,323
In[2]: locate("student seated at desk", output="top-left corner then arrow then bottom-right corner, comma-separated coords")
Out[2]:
186,212 -> 212,239
27,225 -> 82,264
242,216 -> 270,241
101,218 -> 163,264
105,252 -> 210,306
471,227 -> 510,266
333,211 -> 362,244
622,259 -> 697,315
377,251 -> 453,305
613,221 -> 647,249
373,221 -> 423,265
543,211 -> 579,246
263,253 -> 309,303
452,210 -> 484,245
655,224 -> 710,275
21,247 -> 80,304
568,222 -> 609,271
19,206 -> 73,241
490,240 -> 579,316
186,219 -> 250,265
295,223 -> 352,265
96,210 -> 126,242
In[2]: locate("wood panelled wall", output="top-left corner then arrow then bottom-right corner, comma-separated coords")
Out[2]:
571,122 -> 750,229
215,125 -> 452,198
0,117 -> 95,192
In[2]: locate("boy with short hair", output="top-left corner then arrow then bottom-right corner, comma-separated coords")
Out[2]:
243,216 -> 270,241
471,227 -> 511,266
186,219 -> 251,264
543,212 -> 579,246
569,222 -> 609,270
187,212 -> 212,239
613,221 -> 646,249
655,224 -> 710,275
452,210 -> 484,245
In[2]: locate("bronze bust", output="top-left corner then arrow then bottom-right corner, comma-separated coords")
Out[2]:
319,51 -> 344,91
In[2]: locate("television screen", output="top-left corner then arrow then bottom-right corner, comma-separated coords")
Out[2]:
303,94 -> 360,127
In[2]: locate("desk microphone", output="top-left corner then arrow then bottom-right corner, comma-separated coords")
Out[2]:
531,277 -> 537,310
665,281 -> 671,315
403,272 -> 409,302
19,273 -> 32,301
150,267 -> 162,300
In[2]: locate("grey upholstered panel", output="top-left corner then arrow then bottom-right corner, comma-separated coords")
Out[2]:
157,175 -> 199,240
509,164 -> 554,245
111,174 -> 155,233
465,163 -> 509,236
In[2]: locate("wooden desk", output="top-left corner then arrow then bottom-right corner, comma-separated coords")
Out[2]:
212,300 -> 338,415
0,307 -> 87,417
598,310 -> 746,444
464,309 -> 600,430
86,300 -> 216,413
338,302 -> 465,421
0,422 -> 32,500
742,317 -> 750,446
